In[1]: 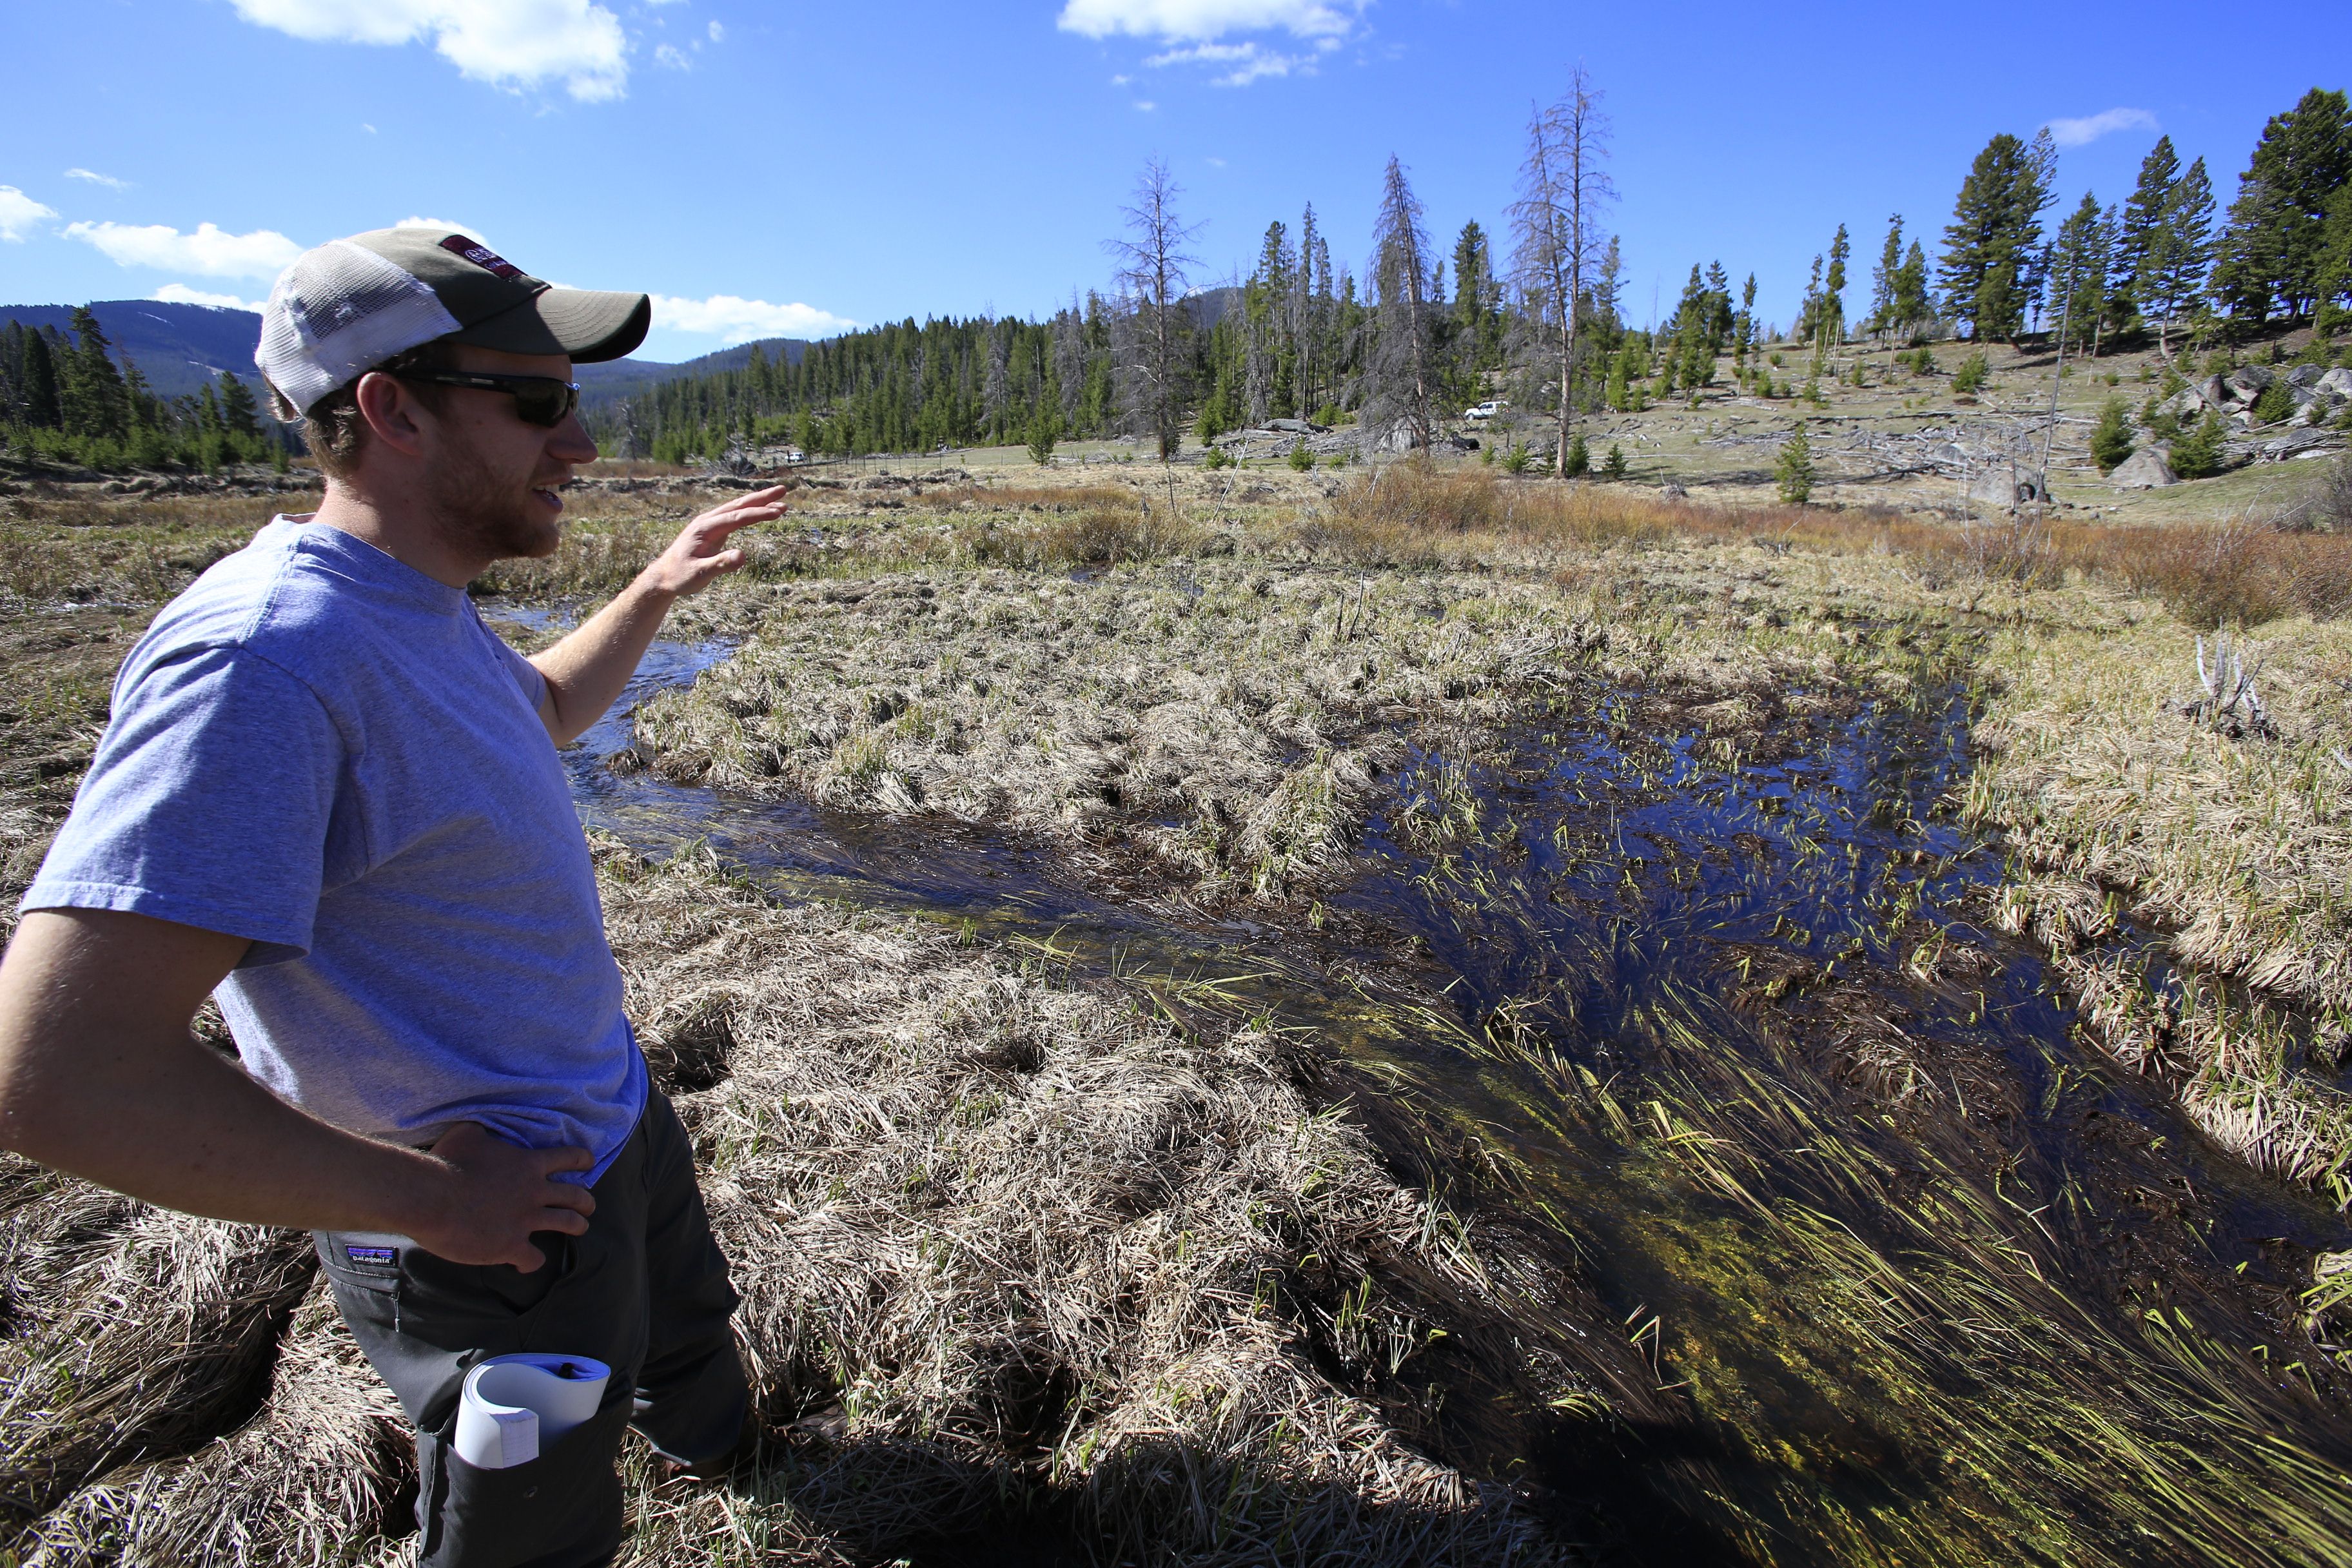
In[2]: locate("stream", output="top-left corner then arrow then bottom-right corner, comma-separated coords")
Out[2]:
498,604 -> 2352,1567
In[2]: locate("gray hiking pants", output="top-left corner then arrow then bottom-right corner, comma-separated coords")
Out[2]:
315,1090 -> 747,1568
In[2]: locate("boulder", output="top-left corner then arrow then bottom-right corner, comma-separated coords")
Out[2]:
2156,387 -> 2204,420
2224,364 -> 2275,402
1968,467 -> 2046,509
2108,447 -> 2177,489
2321,367 -> 2352,398
2197,373 -> 2231,409
1265,417 -> 1329,435
2288,364 -> 2324,388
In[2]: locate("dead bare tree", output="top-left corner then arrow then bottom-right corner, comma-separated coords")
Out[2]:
1509,66 -> 1616,480
1107,157 -> 1202,462
1364,155 -> 1440,459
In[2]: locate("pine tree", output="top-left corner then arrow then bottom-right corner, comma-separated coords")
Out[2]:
59,306 -> 130,443
2048,193 -> 2111,357
1776,423 -> 1814,503
1026,401 -> 1059,466
1108,159 -> 1200,462
217,371 -> 262,451
2114,135 -> 2181,331
1367,154 -> 1440,454
1602,442 -> 1627,479
2211,88 -> 2352,323
1894,241 -> 1931,338
1868,215 -> 1904,339
2170,409 -> 2226,479
2318,181 -> 2352,338
1939,131 -> 2057,342
1735,273 -> 1757,368
1819,223 -> 1850,355
2141,158 -> 2216,359
19,328 -> 60,429
1510,65 -> 1614,480
2089,396 -> 2135,472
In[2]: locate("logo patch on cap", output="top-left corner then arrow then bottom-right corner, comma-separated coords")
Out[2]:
438,235 -> 526,281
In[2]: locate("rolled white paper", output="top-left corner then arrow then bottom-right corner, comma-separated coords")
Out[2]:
453,1353 -> 612,1469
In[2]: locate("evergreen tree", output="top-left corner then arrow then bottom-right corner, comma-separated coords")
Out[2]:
2047,192 -> 2112,357
2089,396 -> 2134,472
1026,401 -> 1059,466
1602,442 -> 1627,479
1366,154 -> 1440,453
2170,409 -> 2227,478
2141,158 -> 2215,358
2318,181 -> 2352,337
1562,431 -> 1589,476
1939,131 -> 2056,342
1108,158 -> 1200,461
217,371 -> 262,450
19,328 -> 60,429
2211,88 -> 2352,322
2114,135 -> 2181,331
1819,222 -> 1850,353
59,306 -> 130,443
1451,219 -> 1499,386
1735,273 -> 1758,368
1894,240 -> 1932,338
1776,423 -> 1814,503
1868,215 -> 1904,339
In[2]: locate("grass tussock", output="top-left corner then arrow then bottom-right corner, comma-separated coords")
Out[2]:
16,1283 -> 408,1568
607,839 -> 1583,1562
0,1203 -> 313,1525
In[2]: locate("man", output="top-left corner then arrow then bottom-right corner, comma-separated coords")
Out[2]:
0,228 -> 787,1566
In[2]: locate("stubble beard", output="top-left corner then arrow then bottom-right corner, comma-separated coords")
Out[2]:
426,424 -> 561,565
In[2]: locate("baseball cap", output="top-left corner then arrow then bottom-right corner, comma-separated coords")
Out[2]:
256,227 -> 651,416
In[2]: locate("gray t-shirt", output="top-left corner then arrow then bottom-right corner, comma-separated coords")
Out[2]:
22,516 -> 645,1181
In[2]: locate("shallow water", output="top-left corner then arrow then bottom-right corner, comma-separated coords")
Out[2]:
500,605 -> 2352,1566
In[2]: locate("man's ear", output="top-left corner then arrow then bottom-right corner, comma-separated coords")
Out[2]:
353,371 -> 431,460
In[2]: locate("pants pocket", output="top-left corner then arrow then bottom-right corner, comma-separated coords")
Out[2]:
420,1391 -> 632,1568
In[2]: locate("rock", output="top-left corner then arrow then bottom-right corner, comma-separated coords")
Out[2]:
2108,447 -> 2177,489
2256,428 -> 2344,462
2321,368 -> 2352,398
2288,364 -> 2324,388
1968,467 -> 2046,509
1265,417 -> 1329,435
1659,482 -> 1687,499
2197,373 -> 2231,409
2157,388 -> 2204,420
2224,364 -> 2275,401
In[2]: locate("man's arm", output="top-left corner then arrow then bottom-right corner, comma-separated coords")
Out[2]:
0,908 -> 594,1270
531,485 -> 789,747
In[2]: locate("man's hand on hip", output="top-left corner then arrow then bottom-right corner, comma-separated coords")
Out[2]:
413,1121 -> 596,1271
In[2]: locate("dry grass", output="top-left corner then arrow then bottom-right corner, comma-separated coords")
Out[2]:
604,841 -> 1582,1563
1966,613 -> 2352,1199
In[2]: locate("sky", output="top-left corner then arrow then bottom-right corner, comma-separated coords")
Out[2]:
0,1 -> 2345,365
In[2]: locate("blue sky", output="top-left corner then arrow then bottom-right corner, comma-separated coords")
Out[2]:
0,1 -> 2344,364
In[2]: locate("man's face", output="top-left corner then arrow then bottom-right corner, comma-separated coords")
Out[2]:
416,345 -> 600,564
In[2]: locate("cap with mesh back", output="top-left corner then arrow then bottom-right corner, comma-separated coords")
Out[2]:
255,227 -> 651,417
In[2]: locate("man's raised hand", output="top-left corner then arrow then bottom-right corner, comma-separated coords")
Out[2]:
641,484 -> 790,598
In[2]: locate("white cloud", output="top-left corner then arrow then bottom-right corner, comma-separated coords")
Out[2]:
654,42 -> 690,69
2043,107 -> 2159,149
1110,72 -> 1130,84
1058,0 -> 1362,42
1133,99 -> 1157,111
1144,38 -> 1306,84
229,0 -> 629,102
150,283 -> 266,311
395,215 -> 488,241
651,294 -> 857,344
707,19 -> 723,42
64,168 -> 130,191
65,220 -> 304,279
0,186 -> 59,242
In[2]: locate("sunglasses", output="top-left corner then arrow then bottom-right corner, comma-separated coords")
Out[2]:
389,369 -> 582,428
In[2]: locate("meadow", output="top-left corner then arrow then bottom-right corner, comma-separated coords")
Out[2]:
5,448 -> 2352,1564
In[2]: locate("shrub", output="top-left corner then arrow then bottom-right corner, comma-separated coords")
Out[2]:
1562,433 -> 1589,477
1953,351 -> 1990,395
1288,439 -> 1314,472
1502,442 -> 1532,475
2090,397 -> 2135,473
1603,443 -> 1627,480
2250,382 -> 2295,426
2171,411 -> 2228,480
1202,446 -> 1232,471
